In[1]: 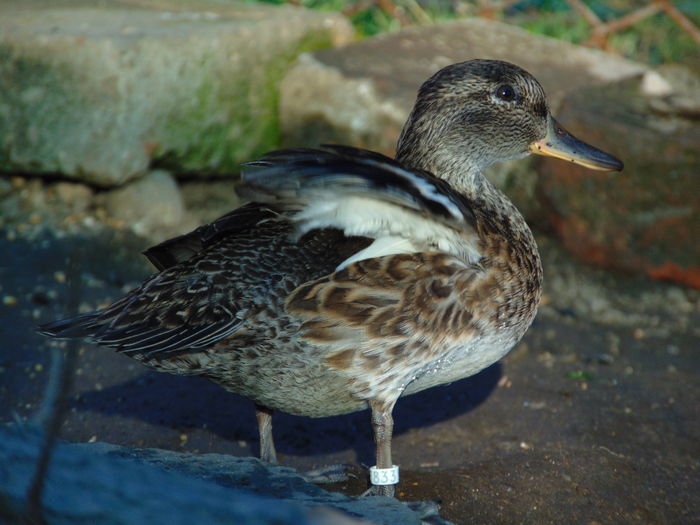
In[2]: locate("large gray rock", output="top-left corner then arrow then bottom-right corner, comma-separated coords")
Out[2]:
0,0 -> 353,186
279,18 -> 648,219
0,426 -> 437,525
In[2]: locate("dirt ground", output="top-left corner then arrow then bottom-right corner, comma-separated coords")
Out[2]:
1,222 -> 698,525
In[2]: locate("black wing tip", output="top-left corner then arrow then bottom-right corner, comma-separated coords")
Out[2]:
143,245 -> 175,272
36,318 -> 70,337
243,145 -> 397,171
36,312 -> 100,339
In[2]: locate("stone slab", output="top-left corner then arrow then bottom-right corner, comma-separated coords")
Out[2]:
0,426 -> 434,525
0,0 -> 353,186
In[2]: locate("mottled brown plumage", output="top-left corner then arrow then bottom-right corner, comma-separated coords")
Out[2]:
39,59 -> 622,497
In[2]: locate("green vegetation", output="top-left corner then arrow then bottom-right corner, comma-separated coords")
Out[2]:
566,371 -> 595,380
510,1 -> 700,65
245,0 -> 700,66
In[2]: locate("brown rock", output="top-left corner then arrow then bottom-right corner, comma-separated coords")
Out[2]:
536,72 -> 700,288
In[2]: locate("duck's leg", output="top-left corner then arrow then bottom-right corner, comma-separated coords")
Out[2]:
255,404 -> 277,464
365,398 -> 399,497
255,403 -> 352,483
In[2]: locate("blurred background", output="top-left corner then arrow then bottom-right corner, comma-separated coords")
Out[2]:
260,0 -> 700,66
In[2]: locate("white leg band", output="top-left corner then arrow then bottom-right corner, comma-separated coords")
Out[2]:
369,465 -> 399,485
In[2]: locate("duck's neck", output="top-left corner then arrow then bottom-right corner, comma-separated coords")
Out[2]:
395,105 -> 502,199
396,139 -> 537,250
396,144 -> 495,203
396,133 -> 543,324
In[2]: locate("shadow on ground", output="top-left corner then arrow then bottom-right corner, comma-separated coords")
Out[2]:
72,364 -> 501,463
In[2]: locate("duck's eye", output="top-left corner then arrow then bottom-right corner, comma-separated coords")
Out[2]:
495,84 -> 517,102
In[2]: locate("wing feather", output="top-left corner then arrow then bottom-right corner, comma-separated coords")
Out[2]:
240,146 -> 481,266
40,146 -> 481,362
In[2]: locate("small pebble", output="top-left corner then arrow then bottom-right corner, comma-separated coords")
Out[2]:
537,351 -> 555,369
606,333 -> 621,355
585,353 -> 615,365
3,295 -> 17,306
497,375 -> 512,388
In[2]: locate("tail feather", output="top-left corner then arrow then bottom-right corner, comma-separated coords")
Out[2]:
37,311 -> 103,340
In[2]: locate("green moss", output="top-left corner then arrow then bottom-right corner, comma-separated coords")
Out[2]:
153,27 -> 339,174
566,371 -> 595,380
0,47 -> 81,175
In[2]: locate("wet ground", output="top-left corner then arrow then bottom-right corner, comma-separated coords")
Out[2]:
1,223 -> 699,524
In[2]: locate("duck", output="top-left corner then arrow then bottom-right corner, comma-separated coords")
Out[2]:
39,59 -> 622,497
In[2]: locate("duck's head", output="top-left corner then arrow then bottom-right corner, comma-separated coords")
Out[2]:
396,59 -> 622,183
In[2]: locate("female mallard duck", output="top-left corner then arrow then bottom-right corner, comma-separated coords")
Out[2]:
40,59 -> 622,497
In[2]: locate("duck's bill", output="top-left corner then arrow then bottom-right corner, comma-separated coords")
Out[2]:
529,118 -> 623,172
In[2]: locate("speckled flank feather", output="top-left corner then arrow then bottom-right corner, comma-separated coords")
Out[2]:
39,204 -> 370,362
39,59 -> 622,496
